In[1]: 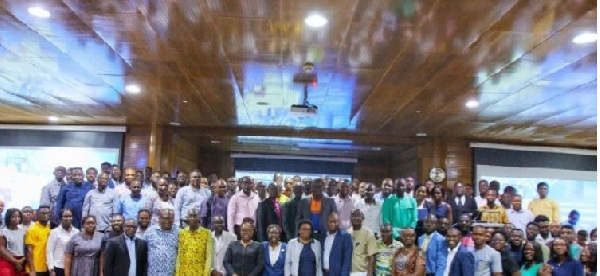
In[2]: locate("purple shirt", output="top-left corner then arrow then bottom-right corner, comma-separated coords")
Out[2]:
202,195 -> 229,229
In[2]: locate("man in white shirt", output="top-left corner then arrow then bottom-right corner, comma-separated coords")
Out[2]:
507,194 -> 535,234
211,216 -> 236,276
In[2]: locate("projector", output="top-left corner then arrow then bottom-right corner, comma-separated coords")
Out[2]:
290,104 -> 318,117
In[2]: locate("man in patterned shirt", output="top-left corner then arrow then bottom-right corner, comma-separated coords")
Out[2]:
144,209 -> 179,275
176,209 -> 213,276
374,223 -> 403,276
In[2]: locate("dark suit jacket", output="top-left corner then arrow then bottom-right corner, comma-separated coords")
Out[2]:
320,230 -> 352,276
446,196 -> 478,224
296,196 -> 337,234
104,234 -> 148,276
261,241 -> 286,276
449,245 -> 475,276
257,199 -> 284,242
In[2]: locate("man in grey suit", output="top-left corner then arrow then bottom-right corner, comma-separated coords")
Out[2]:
296,178 -> 337,241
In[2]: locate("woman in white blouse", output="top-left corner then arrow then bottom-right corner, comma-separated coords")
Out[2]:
46,209 -> 79,276
262,224 -> 286,276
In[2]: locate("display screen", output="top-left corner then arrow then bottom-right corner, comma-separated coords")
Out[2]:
0,146 -> 120,209
477,164 -> 597,231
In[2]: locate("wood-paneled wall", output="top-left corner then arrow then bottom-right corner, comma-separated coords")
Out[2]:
123,128 -> 473,188
122,126 -> 151,169
197,149 -> 234,179
390,147 -> 420,181
352,157 -> 390,184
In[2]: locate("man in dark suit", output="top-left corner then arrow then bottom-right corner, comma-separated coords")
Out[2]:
104,219 -> 148,276
441,228 -> 474,276
257,183 -> 286,242
320,212 -> 352,276
446,182 -> 478,224
296,178 -> 337,241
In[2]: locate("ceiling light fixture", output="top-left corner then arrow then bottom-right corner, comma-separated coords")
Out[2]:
28,7 -> 50,18
532,138 -> 546,142
572,32 -> 597,44
415,132 -> 427,137
169,122 -> 181,126
125,84 -> 141,94
465,99 -> 479,108
182,100 -> 188,104
305,14 -> 328,28
211,140 -> 221,144
48,116 -> 59,122
371,147 -> 382,151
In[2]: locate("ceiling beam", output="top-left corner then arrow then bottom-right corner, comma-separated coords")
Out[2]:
180,125 -> 426,144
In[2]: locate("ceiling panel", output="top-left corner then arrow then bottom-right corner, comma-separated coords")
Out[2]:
0,0 -> 594,150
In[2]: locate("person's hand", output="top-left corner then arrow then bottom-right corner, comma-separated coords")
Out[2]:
49,270 -> 56,276
539,264 -> 553,275
211,271 -> 224,276
232,273 -> 239,276
29,271 -> 36,276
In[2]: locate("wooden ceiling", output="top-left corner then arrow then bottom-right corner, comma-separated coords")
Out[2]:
0,0 -> 596,153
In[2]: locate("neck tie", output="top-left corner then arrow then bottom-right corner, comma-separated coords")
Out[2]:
458,197 -> 463,207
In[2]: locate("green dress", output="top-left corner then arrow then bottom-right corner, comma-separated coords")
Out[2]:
521,263 -> 542,276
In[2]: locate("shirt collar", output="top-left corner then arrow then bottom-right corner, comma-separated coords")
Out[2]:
448,245 -> 459,253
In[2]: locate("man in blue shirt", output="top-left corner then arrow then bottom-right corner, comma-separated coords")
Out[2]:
54,167 -> 94,229
419,214 -> 446,275
84,167 -> 98,188
115,180 -> 148,221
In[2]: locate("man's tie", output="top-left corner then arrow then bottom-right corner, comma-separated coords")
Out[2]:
458,197 -> 463,208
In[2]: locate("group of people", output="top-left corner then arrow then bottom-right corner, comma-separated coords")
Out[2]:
0,163 -> 595,276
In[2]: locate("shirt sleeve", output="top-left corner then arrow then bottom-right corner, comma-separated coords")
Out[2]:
24,228 -> 34,245
82,192 -> 92,218
491,251 -> 502,273
226,194 -> 236,233
367,232 -> 377,256
40,185 -> 50,207
65,235 -> 76,255
553,201 -> 560,223
174,189 -> 184,226
46,231 -> 56,270
203,235 -> 214,276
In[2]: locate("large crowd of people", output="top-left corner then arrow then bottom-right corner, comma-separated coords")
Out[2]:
0,163 -> 595,276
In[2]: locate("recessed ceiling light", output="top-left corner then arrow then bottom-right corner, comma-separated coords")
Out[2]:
305,14 -> 328,28
572,32 -> 597,44
48,116 -> 59,122
125,84 -> 141,94
169,122 -> 180,126
256,101 -> 269,106
182,100 -> 188,104
415,132 -> 427,137
371,147 -> 382,151
28,7 -> 50,18
465,99 -> 479,108
211,140 -> 221,144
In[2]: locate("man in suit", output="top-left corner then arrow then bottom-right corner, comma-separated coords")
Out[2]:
104,219 -> 148,276
446,182 -> 478,225
257,183 -> 286,242
321,212 -> 352,276
442,228 -> 474,276
296,178 -> 337,241
419,214 -> 446,276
